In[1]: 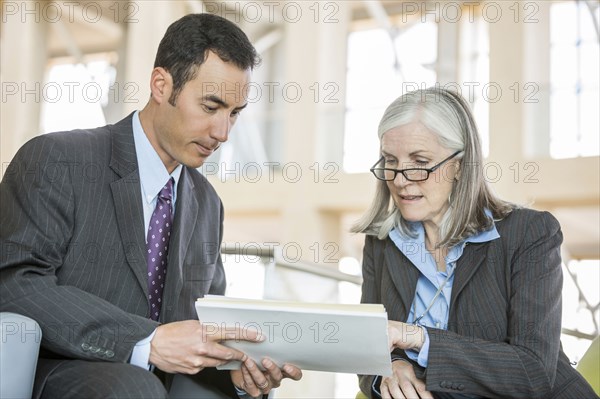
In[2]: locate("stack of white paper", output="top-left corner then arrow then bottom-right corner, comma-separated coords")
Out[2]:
195,295 -> 392,376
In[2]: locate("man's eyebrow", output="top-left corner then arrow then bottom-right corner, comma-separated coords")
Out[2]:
201,95 -> 248,111
202,95 -> 228,107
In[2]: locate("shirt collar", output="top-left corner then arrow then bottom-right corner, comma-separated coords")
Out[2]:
462,209 -> 501,244
389,210 -> 500,267
132,111 -> 182,204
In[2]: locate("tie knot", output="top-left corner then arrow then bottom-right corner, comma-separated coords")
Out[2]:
158,178 -> 174,200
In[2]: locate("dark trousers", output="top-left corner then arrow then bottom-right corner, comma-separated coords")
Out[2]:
34,358 -> 239,399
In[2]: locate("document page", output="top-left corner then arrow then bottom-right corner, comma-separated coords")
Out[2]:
195,295 -> 392,376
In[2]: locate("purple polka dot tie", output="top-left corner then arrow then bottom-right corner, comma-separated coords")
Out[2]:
146,178 -> 174,321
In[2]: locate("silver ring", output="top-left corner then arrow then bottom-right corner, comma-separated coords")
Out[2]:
257,380 -> 269,390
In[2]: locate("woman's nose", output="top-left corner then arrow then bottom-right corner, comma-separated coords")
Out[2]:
392,171 -> 411,188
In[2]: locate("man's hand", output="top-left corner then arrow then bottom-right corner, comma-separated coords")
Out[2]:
231,357 -> 302,397
387,320 -> 424,351
380,360 -> 433,399
149,320 -> 263,374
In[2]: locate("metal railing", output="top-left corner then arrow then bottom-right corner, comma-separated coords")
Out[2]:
221,244 -> 362,285
222,244 -> 599,343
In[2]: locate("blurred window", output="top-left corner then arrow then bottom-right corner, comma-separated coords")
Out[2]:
459,16 -> 490,157
549,1 -> 600,158
343,22 -> 437,173
41,57 -> 116,133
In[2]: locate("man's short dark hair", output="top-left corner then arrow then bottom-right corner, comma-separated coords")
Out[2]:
154,13 -> 260,105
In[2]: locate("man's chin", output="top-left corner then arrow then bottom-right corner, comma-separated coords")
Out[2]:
183,157 -> 208,170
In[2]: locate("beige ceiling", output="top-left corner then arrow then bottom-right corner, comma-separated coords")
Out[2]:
45,1 -> 123,58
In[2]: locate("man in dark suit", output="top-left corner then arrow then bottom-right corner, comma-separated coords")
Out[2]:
0,13 -> 301,398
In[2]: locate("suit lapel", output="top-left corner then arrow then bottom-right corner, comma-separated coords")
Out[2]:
161,168 -> 199,321
384,238 -> 488,318
450,243 -> 487,310
384,240 -> 421,315
108,114 -> 149,296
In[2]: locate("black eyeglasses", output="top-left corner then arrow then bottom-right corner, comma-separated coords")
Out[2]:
370,151 -> 462,182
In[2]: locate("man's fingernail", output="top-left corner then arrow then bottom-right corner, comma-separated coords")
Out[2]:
263,359 -> 272,368
283,365 -> 292,373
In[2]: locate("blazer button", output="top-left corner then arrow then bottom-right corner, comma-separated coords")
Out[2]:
105,350 -> 115,358
451,383 -> 459,390
458,384 -> 465,391
440,381 -> 447,388
81,343 -> 90,351
97,349 -> 106,356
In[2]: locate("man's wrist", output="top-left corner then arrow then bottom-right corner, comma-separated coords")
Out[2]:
130,329 -> 157,369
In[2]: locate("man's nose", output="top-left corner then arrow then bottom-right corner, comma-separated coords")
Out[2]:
210,114 -> 231,142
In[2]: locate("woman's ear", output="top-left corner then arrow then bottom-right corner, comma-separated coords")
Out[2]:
149,67 -> 172,105
454,161 -> 461,181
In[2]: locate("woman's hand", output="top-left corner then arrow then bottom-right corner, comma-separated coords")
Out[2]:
387,320 -> 425,352
231,357 -> 302,397
380,360 -> 433,399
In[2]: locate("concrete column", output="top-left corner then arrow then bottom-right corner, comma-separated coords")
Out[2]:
522,2 -> 551,158
279,1 -> 350,258
1,3 -> 48,170
488,1 -> 525,161
487,0 -> 528,202
122,1 -> 186,115
437,19 -> 459,84
274,2 -> 351,397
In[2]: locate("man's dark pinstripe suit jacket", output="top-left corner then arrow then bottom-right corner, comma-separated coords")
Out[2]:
359,209 -> 598,399
0,114 -> 237,396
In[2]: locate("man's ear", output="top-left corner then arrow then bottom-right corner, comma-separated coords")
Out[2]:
149,67 -> 172,105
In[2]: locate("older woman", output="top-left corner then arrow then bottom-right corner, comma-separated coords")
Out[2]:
353,88 -> 596,399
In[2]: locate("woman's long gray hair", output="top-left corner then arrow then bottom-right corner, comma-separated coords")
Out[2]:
351,87 -> 514,248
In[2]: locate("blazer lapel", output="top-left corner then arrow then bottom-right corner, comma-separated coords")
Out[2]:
450,243 -> 487,310
161,168 -> 199,321
108,114 -> 149,296
384,240 -> 421,315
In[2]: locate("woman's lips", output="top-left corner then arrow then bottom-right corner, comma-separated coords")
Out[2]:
399,194 -> 423,201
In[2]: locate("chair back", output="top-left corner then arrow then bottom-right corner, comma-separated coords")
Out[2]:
577,335 -> 600,395
0,312 -> 42,399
